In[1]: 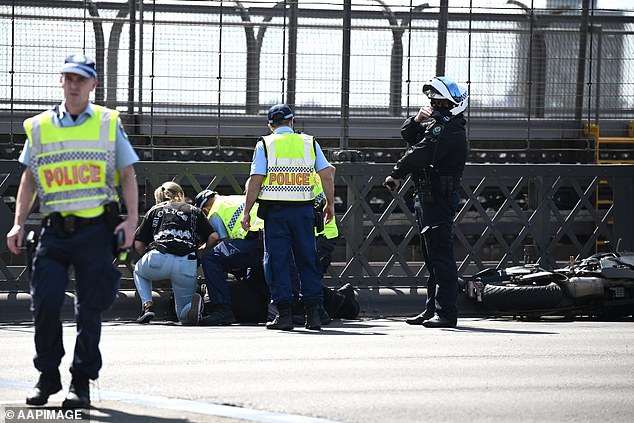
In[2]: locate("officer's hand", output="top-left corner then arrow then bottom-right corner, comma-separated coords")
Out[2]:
383,176 -> 400,191
114,217 -> 137,249
241,213 -> 251,231
323,203 -> 335,225
6,225 -> 25,255
414,106 -> 433,123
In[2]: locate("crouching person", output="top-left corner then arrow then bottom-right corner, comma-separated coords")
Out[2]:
195,189 -> 266,326
133,182 -> 215,325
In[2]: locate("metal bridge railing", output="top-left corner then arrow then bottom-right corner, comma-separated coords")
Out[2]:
1,160 -> 633,292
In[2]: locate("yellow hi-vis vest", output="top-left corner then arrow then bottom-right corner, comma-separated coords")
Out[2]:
313,173 -> 338,239
209,195 -> 264,240
259,133 -> 316,202
24,105 -> 118,217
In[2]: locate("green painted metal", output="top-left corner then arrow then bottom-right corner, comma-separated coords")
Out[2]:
1,160 -> 633,290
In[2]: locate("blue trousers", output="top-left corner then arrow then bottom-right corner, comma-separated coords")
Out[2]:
289,234 -> 336,297
30,221 -> 119,380
263,204 -> 322,306
201,238 -> 263,305
134,250 -> 198,324
414,191 -> 460,322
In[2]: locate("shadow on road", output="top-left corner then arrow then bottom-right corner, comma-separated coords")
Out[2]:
452,325 -> 558,335
90,406 -> 190,423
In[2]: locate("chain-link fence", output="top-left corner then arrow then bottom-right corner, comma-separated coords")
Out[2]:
1,0 -> 633,159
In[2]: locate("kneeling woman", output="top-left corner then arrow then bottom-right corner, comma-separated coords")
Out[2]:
133,181 -> 215,324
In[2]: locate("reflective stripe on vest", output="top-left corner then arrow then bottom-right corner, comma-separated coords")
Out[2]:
210,195 -> 264,239
259,133 -> 316,202
24,105 -> 117,214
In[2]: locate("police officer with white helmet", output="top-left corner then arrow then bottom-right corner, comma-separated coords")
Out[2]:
385,76 -> 468,328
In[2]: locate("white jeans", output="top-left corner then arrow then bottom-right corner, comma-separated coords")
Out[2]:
134,249 -> 198,324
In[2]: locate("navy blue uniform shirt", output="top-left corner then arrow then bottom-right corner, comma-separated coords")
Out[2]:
390,114 -> 468,180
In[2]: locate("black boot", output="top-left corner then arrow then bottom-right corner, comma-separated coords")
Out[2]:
422,314 -> 457,328
199,304 -> 236,326
26,369 -> 62,406
266,302 -> 294,331
62,373 -> 90,408
291,300 -> 305,326
304,304 -> 322,331
293,304 -> 330,325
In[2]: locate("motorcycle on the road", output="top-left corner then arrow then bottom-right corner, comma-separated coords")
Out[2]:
461,250 -> 634,319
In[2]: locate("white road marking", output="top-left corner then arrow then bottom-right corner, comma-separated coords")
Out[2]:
0,379 -> 342,423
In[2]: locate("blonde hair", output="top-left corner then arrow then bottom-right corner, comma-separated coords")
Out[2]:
154,181 -> 184,204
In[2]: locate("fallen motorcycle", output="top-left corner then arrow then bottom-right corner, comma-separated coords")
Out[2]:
461,250 -> 634,319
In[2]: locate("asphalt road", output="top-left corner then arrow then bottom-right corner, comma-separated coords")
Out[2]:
1,316 -> 633,423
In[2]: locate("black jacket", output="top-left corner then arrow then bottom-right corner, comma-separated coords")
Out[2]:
135,201 -> 214,256
391,114 -> 467,180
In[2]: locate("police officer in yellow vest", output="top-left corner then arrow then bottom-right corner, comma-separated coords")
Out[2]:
292,172 -> 360,321
242,103 -> 335,331
289,168 -> 338,324
195,190 -> 265,325
5,54 -> 139,408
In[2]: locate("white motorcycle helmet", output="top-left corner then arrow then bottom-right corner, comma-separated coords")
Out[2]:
422,76 -> 468,116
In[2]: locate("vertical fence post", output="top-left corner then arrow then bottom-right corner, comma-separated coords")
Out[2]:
340,0 -> 351,151
87,1 -> 105,103
435,0 -> 448,76
127,0 -> 136,117
574,0 -> 591,124
9,0 -> 15,148
287,0 -> 298,109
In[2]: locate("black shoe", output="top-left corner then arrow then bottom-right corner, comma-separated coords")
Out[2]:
266,303 -> 294,331
293,305 -> 330,325
405,310 -> 435,325
304,304 -> 322,331
199,304 -> 236,326
61,374 -> 90,409
186,293 -> 203,325
26,369 -> 62,406
422,314 -> 457,328
136,305 -> 155,324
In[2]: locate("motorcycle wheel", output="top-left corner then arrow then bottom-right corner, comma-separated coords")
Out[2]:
482,282 -> 563,311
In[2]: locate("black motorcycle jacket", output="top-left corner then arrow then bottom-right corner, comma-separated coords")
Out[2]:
390,113 -> 467,181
